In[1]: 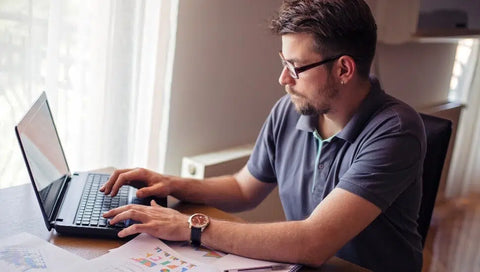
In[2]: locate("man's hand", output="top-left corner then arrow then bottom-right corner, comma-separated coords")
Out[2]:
100,168 -> 174,198
103,200 -> 190,239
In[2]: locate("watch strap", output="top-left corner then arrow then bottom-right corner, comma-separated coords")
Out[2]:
190,227 -> 202,247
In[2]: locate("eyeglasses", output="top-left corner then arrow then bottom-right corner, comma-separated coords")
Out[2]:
279,51 -> 343,79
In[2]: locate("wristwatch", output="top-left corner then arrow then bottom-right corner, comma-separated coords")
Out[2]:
188,213 -> 210,247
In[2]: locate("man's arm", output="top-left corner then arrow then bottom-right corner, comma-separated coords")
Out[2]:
104,168 -> 381,267
202,187 -> 381,266
171,166 -> 277,212
100,166 -> 277,213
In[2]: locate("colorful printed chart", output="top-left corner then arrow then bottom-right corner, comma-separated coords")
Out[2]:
0,232 -> 85,272
128,245 -> 199,272
0,247 -> 47,271
167,241 -> 226,264
70,233 -> 217,272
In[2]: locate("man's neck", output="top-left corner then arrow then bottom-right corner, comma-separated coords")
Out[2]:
316,115 -> 341,139
317,79 -> 371,139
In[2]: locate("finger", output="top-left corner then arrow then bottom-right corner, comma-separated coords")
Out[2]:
136,183 -> 168,198
102,206 -> 126,218
118,223 -> 153,238
110,168 -> 146,197
100,168 -> 131,195
100,168 -> 128,193
150,199 -> 159,206
108,208 -> 149,226
102,203 -> 138,218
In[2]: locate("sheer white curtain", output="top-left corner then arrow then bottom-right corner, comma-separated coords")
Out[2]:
0,0 -> 178,188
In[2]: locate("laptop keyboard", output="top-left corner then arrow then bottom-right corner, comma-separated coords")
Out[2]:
74,173 -> 129,228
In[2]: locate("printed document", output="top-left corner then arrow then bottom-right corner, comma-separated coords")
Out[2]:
0,232 -> 85,271
72,233 -> 300,272
70,233 -> 217,272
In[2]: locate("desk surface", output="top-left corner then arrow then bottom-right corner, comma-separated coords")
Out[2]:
0,183 -> 370,272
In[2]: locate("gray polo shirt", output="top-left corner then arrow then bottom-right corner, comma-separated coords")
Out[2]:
247,77 -> 425,271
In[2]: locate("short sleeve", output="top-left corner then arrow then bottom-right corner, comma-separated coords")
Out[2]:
337,118 -> 424,211
247,109 -> 278,183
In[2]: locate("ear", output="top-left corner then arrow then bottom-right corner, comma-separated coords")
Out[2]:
337,55 -> 355,85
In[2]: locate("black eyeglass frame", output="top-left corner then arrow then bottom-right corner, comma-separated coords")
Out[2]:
279,51 -> 346,79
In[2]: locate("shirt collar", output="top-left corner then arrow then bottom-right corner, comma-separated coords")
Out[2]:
296,112 -> 317,132
295,76 -> 386,143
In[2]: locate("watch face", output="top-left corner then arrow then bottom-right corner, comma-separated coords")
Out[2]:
190,213 -> 209,228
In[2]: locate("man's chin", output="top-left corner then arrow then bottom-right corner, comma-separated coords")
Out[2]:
289,96 -> 317,115
294,104 -> 316,116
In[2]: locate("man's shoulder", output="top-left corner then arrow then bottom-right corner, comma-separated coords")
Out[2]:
366,77 -> 423,133
374,94 -> 424,133
343,87 -> 425,144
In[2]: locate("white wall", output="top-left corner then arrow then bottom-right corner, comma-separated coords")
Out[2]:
163,0 -> 459,175
164,0 -> 283,175
376,42 -> 458,109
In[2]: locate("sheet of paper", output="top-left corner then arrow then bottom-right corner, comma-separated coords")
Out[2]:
70,233 -> 218,272
0,232 -> 86,272
167,241 -> 227,264
166,241 -> 301,272
213,254 -> 300,272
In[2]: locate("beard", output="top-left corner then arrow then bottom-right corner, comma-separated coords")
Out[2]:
287,79 -> 339,116
289,93 -> 319,115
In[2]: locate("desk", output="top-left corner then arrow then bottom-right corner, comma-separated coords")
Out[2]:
0,184 -> 370,272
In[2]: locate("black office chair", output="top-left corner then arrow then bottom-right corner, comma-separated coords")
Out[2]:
418,113 -> 452,247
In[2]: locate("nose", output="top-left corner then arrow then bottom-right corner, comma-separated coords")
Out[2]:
278,66 -> 295,86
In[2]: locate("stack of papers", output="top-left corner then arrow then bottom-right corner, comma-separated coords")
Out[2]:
0,233 -> 301,272
72,233 -> 218,272
168,239 -> 301,272
0,233 -> 85,271
73,233 -> 301,272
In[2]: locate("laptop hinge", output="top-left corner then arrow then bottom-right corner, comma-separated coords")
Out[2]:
48,175 -> 71,225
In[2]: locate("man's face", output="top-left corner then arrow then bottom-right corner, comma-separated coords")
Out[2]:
279,33 -> 340,115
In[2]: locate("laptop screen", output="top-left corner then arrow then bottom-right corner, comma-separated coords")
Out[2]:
16,92 -> 70,219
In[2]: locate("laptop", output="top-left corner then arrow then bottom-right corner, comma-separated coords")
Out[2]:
15,91 -> 167,238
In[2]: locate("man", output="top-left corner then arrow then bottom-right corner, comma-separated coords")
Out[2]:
101,0 -> 426,271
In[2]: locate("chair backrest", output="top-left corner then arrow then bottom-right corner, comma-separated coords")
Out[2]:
418,113 -> 452,247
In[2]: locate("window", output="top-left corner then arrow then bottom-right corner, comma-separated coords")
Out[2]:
0,0 -> 177,188
448,39 -> 479,103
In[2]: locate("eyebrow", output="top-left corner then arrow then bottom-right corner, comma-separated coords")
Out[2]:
280,52 -> 301,64
286,57 -> 300,63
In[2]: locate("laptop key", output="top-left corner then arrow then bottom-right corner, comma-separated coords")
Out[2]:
99,219 -> 107,227
74,173 -> 134,229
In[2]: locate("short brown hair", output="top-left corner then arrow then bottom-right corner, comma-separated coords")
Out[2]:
270,0 -> 377,78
